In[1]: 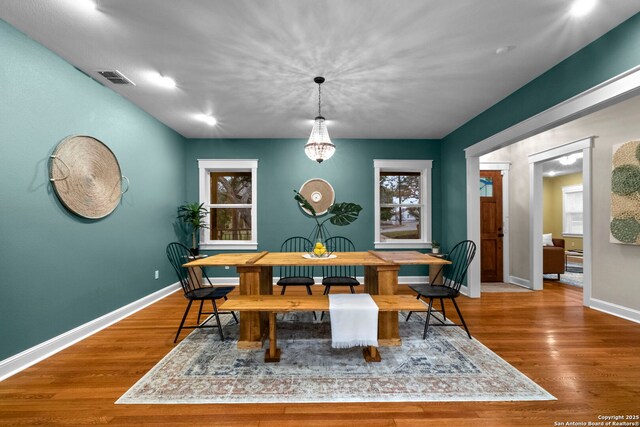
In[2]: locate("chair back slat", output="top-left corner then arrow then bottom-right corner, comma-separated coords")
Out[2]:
166,242 -> 202,294
278,237 -> 314,279
441,240 -> 477,291
322,236 -> 356,279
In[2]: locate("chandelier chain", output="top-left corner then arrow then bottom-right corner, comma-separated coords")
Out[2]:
318,83 -> 322,116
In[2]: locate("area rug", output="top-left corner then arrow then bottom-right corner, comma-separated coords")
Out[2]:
544,262 -> 584,288
117,313 -> 554,404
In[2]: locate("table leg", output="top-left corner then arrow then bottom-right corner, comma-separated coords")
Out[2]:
364,265 -> 378,294
429,264 -> 444,285
186,266 -> 203,289
374,264 -> 401,346
264,311 -> 281,363
363,345 -> 381,362
237,265 -> 272,349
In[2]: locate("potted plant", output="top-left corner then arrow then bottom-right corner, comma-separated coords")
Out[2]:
431,240 -> 441,254
177,202 -> 209,255
294,190 -> 362,256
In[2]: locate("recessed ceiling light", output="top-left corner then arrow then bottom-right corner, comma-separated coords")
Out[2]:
196,114 -> 217,126
76,0 -> 97,11
495,45 -> 516,55
570,0 -> 596,17
148,72 -> 176,89
558,152 -> 583,165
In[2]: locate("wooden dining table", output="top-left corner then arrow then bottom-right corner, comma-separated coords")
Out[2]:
183,250 -> 449,349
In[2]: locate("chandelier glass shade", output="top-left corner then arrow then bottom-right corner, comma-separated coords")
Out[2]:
305,116 -> 335,163
305,77 -> 335,163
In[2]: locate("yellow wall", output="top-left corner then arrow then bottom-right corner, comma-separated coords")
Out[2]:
543,172 -> 583,250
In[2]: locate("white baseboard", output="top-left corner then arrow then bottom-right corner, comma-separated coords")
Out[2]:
0,282 -> 181,382
208,275 -> 430,286
379,276 -> 430,285
589,298 -> 640,324
459,284 -> 469,297
207,277 -> 240,285
509,276 -> 532,289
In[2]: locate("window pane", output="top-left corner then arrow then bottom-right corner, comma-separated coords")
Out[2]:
562,187 -> 583,235
480,177 -> 493,197
566,213 -> 583,235
380,172 -> 420,205
564,191 -> 582,213
210,208 -> 251,240
380,207 -> 421,240
211,172 -> 252,204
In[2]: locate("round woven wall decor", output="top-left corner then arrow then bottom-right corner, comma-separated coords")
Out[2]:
298,178 -> 335,215
610,139 -> 640,244
49,135 -> 126,219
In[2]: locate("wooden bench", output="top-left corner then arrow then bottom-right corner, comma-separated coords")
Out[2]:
219,295 -> 427,363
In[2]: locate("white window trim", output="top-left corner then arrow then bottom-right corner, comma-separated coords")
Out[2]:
562,184 -> 583,237
198,159 -> 258,250
374,159 -> 432,249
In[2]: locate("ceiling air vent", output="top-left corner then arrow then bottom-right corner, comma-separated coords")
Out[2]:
97,70 -> 135,85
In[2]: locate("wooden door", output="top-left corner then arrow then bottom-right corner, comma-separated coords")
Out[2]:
480,170 -> 504,282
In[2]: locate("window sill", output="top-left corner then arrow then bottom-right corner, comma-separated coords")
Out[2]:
200,242 -> 258,251
374,241 -> 430,249
561,234 -> 583,238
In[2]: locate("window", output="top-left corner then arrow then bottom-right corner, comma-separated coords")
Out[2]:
562,184 -> 583,236
198,160 -> 258,250
479,176 -> 493,197
374,159 -> 432,249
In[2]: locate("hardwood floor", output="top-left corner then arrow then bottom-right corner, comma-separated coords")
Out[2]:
1,282 -> 639,426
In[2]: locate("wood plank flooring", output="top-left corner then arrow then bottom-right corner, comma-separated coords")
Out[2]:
1,282 -> 639,426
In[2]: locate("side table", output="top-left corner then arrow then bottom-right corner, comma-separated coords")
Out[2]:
564,250 -> 583,270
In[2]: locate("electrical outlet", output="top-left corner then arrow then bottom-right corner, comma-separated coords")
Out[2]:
155,270 -> 159,279
225,266 -> 230,270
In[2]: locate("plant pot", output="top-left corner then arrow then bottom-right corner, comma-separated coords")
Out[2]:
191,247 -> 200,256
432,248 -> 440,254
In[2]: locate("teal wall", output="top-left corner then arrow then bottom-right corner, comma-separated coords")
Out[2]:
185,138 -> 441,277
440,12 -> 640,252
0,20 -> 187,360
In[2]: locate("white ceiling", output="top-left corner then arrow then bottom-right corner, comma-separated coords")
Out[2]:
2,0 -> 640,139
542,156 -> 583,177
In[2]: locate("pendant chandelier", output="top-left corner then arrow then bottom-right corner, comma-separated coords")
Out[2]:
305,76 -> 335,163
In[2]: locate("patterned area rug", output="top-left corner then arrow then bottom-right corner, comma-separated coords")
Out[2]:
117,313 -> 554,404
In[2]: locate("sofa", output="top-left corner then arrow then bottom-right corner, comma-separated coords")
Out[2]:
543,238 -> 565,279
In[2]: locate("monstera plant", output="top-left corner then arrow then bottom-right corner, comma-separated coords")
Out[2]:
293,190 -> 362,255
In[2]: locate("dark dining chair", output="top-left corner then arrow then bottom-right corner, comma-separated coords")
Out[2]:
321,236 -> 360,294
276,236 -> 315,295
166,242 -> 238,343
406,240 -> 476,339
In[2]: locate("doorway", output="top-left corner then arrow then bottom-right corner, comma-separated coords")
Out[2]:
480,170 -> 504,282
540,156 -> 584,288
528,138 -> 592,296
464,66 -> 640,303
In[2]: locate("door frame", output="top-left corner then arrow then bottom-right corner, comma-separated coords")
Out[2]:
528,138 -> 593,300
464,65 -> 640,302
480,162 -> 510,283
